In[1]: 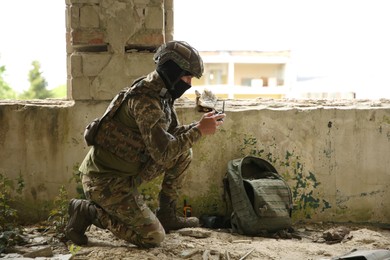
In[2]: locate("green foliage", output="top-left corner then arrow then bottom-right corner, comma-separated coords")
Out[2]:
0,174 -> 18,232
68,243 -> 81,255
51,84 -> 67,98
47,185 -> 69,240
0,173 -> 24,232
70,164 -> 85,199
0,173 -> 25,253
15,173 -> 25,194
189,184 -> 223,217
0,58 -> 66,100
0,63 -> 17,99
19,60 -> 53,100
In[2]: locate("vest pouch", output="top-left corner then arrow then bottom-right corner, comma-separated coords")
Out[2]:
94,118 -> 149,163
243,178 -> 292,232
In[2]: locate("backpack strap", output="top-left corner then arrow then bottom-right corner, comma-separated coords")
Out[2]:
83,77 -> 146,146
222,175 -> 234,227
103,76 -> 146,120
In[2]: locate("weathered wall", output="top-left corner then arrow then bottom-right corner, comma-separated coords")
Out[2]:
66,0 -> 173,100
180,100 -> 390,224
1,0 -> 390,226
1,99 -> 390,225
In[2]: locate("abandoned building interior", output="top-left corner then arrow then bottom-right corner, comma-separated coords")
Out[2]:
1,0 -> 390,259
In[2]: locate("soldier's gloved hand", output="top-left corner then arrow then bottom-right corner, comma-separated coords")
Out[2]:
195,111 -> 225,136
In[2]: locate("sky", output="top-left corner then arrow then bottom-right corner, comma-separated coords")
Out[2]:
174,0 -> 390,98
175,0 -> 390,75
1,0 -> 390,98
0,1 -> 66,92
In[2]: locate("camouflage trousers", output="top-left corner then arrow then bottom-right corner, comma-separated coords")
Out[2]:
82,149 -> 192,248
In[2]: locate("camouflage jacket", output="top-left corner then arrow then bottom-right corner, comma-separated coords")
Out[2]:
79,70 -> 202,177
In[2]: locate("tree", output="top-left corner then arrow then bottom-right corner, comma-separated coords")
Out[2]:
0,64 -> 16,99
51,84 -> 67,99
20,60 -> 52,99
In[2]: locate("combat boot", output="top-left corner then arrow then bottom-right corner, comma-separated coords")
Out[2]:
65,199 -> 103,245
156,193 -> 199,232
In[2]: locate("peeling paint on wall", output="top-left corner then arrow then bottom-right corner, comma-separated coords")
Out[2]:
238,134 -> 332,220
1,100 -> 390,224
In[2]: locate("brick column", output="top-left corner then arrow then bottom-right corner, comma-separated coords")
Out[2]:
66,0 -> 170,101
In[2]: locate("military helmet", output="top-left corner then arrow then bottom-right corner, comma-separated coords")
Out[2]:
153,41 -> 204,78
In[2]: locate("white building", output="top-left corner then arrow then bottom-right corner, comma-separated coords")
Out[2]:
186,50 -> 295,99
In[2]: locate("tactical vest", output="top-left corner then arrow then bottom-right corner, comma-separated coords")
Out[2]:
84,77 -> 164,163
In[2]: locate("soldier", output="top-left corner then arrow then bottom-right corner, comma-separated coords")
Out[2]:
65,41 -> 226,248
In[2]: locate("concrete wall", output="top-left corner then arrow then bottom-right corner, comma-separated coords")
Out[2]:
1,0 -> 390,226
1,99 -> 390,225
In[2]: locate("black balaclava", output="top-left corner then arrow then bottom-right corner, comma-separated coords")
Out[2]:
156,60 -> 191,100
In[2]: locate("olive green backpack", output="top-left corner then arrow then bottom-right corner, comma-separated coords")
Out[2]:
223,156 -> 293,235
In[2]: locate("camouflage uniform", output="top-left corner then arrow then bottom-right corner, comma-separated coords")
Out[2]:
78,70 -> 202,247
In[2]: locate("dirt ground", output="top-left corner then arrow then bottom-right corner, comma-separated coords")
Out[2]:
3,222 -> 390,260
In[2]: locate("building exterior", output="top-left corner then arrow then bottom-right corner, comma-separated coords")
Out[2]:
185,50 -> 295,99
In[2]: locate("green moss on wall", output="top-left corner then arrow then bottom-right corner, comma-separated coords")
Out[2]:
180,183 -> 225,218
382,115 -> 390,124
237,134 -> 332,221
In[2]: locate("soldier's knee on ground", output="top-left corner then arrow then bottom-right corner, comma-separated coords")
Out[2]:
123,221 -> 165,248
145,226 -> 166,247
